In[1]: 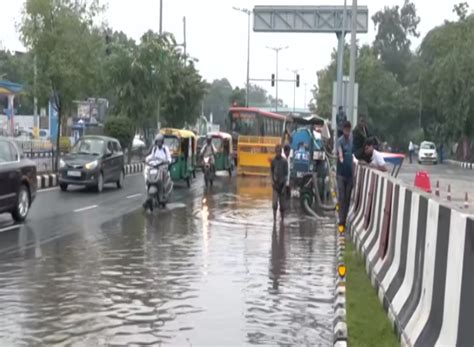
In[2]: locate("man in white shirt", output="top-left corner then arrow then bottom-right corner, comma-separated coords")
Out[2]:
147,134 -> 172,163
408,141 -> 414,164
364,137 -> 387,172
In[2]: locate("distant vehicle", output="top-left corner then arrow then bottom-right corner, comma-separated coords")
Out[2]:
418,141 -> 438,165
58,135 -> 125,192
132,135 -> 146,150
0,137 -> 37,222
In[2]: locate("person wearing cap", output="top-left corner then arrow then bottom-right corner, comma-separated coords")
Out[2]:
146,133 -> 171,164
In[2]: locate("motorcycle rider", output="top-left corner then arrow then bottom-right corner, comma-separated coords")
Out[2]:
143,134 -> 172,209
200,134 -> 217,172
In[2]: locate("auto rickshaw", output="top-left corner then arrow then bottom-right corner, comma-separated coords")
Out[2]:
207,132 -> 234,176
160,128 -> 197,188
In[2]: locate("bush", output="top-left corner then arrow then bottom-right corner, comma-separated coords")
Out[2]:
104,116 -> 135,150
59,137 -> 71,152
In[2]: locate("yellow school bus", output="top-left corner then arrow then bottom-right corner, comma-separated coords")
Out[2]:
228,107 -> 292,176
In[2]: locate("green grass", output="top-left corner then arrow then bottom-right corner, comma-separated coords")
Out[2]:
344,241 -> 399,347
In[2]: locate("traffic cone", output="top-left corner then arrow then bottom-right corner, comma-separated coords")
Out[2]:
464,192 -> 469,209
435,181 -> 440,197
414,171 -> 432,193
447,185 -> 452,202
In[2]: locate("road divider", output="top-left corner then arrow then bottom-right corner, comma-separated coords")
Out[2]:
446,159 -> 474,169
37,163 -> 145,190
347,164 -> 474,347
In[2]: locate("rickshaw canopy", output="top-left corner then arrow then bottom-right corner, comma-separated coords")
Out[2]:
208,132 -> 232,140
160,128 -> 196,139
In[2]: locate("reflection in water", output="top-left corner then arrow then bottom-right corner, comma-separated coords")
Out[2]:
0,177 -> 336,346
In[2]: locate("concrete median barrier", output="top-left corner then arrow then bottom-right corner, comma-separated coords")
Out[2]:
37,163 -> 145,190
447,159 -> 474,169
347,165 -> 474,347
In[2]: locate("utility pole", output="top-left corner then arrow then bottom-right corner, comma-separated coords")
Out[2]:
157,0 -> 163,132
334,0 -> 347,154
233,7 -> 252,107
347,0 -> 357,125
267,46 -> 288,112
183,17 -> 187,61
288,68 -> 301,113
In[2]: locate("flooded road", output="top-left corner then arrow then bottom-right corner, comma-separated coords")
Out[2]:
0,175 -> 336,346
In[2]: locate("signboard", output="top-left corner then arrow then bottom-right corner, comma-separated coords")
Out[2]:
48,100 -> 59,144
253,6 -> 369,33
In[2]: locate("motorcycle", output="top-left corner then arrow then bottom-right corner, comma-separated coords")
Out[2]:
202,155 -> 214,187
143,158 -> 173,211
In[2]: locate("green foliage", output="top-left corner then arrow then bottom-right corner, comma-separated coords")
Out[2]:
230,87 -> 246,107
104,116 -> 135,150
418,8 -> 474,141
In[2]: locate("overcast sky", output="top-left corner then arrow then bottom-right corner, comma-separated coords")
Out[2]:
1,0 -> 467,108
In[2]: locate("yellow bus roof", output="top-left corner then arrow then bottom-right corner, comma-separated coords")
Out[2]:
160,128 -> 196,138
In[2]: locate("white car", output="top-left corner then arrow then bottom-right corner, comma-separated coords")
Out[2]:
132,136 -> 146,150
418,141 -> 438,164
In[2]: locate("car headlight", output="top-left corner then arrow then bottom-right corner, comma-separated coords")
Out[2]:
85,160 -> 99,170
59,159 -> 66,169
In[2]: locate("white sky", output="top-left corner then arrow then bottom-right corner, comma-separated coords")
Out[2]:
0,0 -> 468,108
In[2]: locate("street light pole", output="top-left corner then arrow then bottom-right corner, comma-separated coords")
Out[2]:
233,7 -> 252,107
347,0 -> 358,125
157,0 -> 163,132
267,46 -> 288,112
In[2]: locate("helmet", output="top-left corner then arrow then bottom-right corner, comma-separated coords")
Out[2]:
155,134 -> 164,145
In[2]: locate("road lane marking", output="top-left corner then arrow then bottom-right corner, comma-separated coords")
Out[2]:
126,193 -> 142,199
0,225 -> 21,233
74,205 -> 98,213
38,187 -> 59,193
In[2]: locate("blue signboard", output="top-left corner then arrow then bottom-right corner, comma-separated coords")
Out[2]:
48,101 -> 59,143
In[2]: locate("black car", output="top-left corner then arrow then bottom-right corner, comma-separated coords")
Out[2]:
59,136 -> 125,192
0,137 -> 37,222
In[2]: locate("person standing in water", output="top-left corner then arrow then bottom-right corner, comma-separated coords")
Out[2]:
271,144 -> 289,222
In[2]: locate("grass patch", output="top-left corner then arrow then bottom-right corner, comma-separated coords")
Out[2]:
344,241 -> 399,347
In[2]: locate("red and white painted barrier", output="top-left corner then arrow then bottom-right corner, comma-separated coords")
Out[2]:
348,165 -> 474,347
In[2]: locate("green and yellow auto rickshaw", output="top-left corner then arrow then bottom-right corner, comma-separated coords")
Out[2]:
208,132 -> 234,176
160,128 -> 197,188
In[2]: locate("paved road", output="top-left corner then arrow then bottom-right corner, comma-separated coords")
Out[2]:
398,161 -> 474,214
0,172 -> 336,346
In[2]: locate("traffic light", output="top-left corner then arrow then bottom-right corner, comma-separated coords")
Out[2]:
271,74 -> 275,87
296,74 -> 300,87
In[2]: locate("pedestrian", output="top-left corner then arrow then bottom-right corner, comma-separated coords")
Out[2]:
271,144 -> 289,222
336,106 -> 347,138
363,137 -> 388,172
408,140 -> 414,164
283,144 -> 292,198
337,121 -> 353,227
352,115 -> 371,161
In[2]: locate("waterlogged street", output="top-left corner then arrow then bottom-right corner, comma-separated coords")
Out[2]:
0,173 -> 336,346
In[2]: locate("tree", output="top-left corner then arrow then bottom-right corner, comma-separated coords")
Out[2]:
230,87 -> 246,107
203,78 -> 233,127
20,0 -> 104,169
372,0 -> 420,82
104,116 -> 135,157
418,7 -> 474,159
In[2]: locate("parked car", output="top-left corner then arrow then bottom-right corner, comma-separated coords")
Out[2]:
58,136 -> 125,192
0,137 -> 37,222
418,141 -> 438,164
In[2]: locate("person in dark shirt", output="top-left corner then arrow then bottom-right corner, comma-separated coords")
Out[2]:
271,144 -> 289,222
336,106 -> 347,138
352,116 -> 371,161
337,121 -> 353,227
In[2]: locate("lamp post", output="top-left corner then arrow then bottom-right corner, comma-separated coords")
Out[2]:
267,46 -> 288,112
233,7 -> 252,107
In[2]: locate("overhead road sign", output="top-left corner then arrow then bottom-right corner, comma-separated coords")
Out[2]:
253,6 -> 368,33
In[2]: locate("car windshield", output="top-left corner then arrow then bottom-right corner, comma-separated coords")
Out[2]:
421,143 -> 435,150
71,138 -> 104,155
